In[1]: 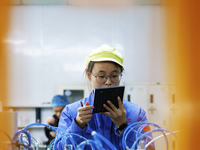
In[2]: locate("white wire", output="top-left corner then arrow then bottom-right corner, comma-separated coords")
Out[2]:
145,130 -> 180,148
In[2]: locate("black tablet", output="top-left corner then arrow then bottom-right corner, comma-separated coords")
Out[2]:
93,86 -> 125,113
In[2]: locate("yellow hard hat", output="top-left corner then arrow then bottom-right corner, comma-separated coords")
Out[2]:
85,44 -> 124,69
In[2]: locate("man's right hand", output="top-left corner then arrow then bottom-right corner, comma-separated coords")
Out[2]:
75,101 -> 94,129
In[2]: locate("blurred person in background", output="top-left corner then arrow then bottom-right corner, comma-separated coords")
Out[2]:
44,95 -> 69,145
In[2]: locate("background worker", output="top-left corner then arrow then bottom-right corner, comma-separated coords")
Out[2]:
44,95 -> 69,145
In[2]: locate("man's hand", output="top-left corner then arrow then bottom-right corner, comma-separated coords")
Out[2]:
75,101 -> 94,129
102,96 -> 127,131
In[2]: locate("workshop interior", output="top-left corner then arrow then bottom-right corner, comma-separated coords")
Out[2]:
0,0 -> 199,149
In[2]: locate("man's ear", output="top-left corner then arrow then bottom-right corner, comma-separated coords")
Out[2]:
86,70 -> 91,81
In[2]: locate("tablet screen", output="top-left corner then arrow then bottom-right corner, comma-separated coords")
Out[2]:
93,86 -> 125,113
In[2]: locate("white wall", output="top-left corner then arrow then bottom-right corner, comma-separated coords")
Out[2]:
6,5 -> 166,106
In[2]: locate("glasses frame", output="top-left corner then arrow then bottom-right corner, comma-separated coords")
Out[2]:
90,72 -> 122,84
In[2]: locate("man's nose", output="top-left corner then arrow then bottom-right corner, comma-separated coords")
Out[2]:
105,76 -> 112,85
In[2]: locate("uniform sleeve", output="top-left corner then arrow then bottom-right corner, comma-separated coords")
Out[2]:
58,107 -> 82,134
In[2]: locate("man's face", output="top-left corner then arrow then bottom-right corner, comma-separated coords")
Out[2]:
53,106 -> 65,119
87,61 -> 121,89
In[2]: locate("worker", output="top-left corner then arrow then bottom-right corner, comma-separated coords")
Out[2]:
55,45 -> 155,149
44,95 -> 69,145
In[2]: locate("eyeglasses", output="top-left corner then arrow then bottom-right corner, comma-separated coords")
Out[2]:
91,72 -> 122,84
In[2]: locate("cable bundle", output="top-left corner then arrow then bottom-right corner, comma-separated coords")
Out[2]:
53,132 -> 88,150
122,121 -> 178,150
10,122 -> 178,150
53,130 -> 116,150
11,123 -> 57,150
11,129 -> 32,150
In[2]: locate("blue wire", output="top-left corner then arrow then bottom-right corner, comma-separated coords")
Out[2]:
47,138 -> 55,150
64,135 -> 78,150
91,131 -> 117,150
122,122 -> 148,150
136,124 -> 154,146
53,132 -> 88,150
91,132 -> 104,149
77,140 -> 97,150
53,133 -> 72,150
122,122 -> 162,150
24,122 -> 57,131
76,141 -> 86,150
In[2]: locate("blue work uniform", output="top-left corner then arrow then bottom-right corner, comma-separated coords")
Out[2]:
55,91 -> 154,150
